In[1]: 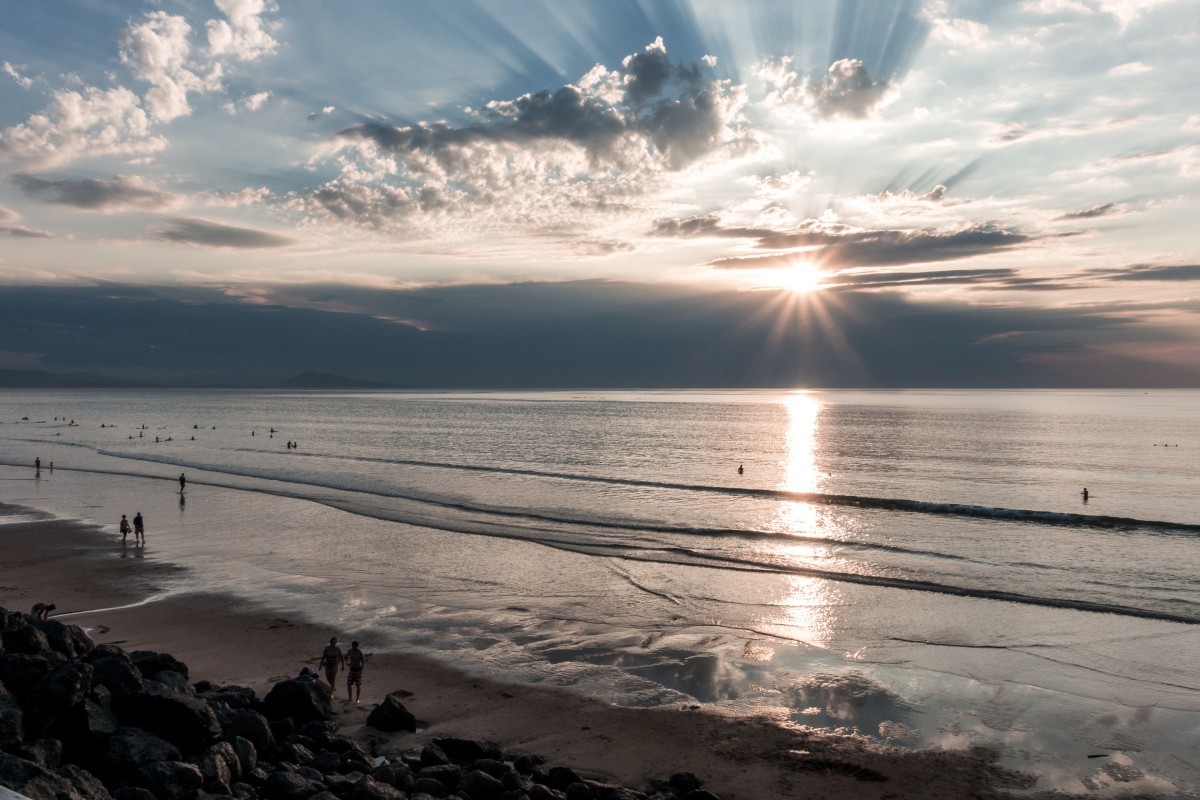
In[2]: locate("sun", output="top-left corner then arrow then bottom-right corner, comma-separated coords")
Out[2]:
774,262 -> 825,294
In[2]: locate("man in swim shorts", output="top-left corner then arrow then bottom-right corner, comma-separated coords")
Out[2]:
345,640 -> 366,703
319,637 -> 344,695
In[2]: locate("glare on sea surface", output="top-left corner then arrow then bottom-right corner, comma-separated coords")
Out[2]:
776,393 -> 824,533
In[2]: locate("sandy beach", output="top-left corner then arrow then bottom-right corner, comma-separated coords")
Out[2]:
0,505 -> 1064,800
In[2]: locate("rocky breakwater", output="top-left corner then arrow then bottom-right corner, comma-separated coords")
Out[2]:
0,607 -> 721,800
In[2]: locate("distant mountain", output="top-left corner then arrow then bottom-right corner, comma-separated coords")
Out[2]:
274,371 -> 401,389
0,368 -> 158,388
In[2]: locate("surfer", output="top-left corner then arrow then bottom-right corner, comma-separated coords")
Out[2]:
737,463 -> 744,475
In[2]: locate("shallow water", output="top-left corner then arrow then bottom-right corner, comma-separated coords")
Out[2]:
2,388 -> 1198,795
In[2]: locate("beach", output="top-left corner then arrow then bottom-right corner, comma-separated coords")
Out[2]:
2,508 -> 1053,800
1,388 -> 1198,797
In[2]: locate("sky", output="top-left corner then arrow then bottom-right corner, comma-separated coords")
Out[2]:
1,0 -> 1198,387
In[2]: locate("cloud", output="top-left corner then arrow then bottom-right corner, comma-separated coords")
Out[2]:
1056,202 -> 1125,220
223,91 -> 271,114
3,61 -> 34,89
120,11 -> 223,123
152,217 -> 293,248
206,0 -> 279,61
1082,263 -> 1200,282
0,86 -> 166,170
14,174 -> 179,212
759,57 -> 897,120
0,206 -> 53,238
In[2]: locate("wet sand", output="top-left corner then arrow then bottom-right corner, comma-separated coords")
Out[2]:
0,506 -> 1053,799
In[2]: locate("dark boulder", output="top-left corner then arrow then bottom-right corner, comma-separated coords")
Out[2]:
0,679 -> 24,746
112,789 -> 158,800
665,772 -> 703,794
0,751 -> 81,800
30,618 -> 94,659
434,736 -> 493,764
461,769 -> 506,800
348,774 -> 406,799
262,677 -> 332,724
260,769 -> 324,800
149,668 -> 194,695
545,766 -> 584,792
680,791 -> 721,800
418,742 -> 449,768
85,646 -> 146,699
417,763 -> 463,793
25,660 -> 92,739
103,726 -> 182,776
0,651 -> 65,703
195,740 -> 242,787
123,760 -> 204,800
11,738 -> 62,769
115,680 -> 222,755
1,618 -> 51,655
201,684 -> 257,709
233,734 -> 258,775
129,649 -> 190,680
468,758 -> 510,779
56,762 -> 112,799
527,785 -> 565,800
364,694 -> 416,733
220,707 -> 276,758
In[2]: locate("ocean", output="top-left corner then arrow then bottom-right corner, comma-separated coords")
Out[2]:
2,388 -> 1198,794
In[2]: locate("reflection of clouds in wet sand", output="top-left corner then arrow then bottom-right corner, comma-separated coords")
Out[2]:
786,670 -> 918,735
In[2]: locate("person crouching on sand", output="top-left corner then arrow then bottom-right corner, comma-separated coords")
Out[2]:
320,637 -> 345,695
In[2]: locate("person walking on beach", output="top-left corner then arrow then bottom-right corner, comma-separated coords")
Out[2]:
345,640 -> 366,704
179,473 -> 186,493
35,457 -> 40,473
119,514 -> 132,543
133,512 -> 145,544
319,637 -> 345,695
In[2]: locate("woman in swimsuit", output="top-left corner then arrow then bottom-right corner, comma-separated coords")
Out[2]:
319,637 -> 344,695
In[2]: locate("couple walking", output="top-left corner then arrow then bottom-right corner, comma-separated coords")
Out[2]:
319,637 -> 366,703
119,512 -> 145,544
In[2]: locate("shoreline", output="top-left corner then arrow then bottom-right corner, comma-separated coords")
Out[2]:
0,503 -> 1062,799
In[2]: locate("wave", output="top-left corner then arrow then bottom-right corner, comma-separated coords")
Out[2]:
148,446 -> 1200,535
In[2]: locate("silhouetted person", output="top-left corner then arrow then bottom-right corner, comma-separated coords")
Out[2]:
1081,487 -> 1089,502
737,463 -> 743,475
319,637 -> 345,696
35,457 -> 40,473
133,512 -> 145,543
179,473 -> 186,493
345,641 -> 365,703
119,514 -> 131,543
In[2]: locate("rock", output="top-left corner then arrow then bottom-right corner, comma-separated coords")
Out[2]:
348,774 -> 406,799
116,680 -> 222,755
680,791 -> 721,800
565,783 -> 596,800
56,762 -> 112,799
30,618 -> 94,659
104,726 -> 183,775
123,760 -> 205,800
11,738 -> 62,769
261,769 -> 324,800
411,777 -> 449,796
666,772 -> 703,794
149,668 -> 194,695
469,758 -> 510,779
206,777 -> 234,795
221,707 -> 277,758
528,785 -> 566,800
0,652 -> 65,704
85,646 -> 146,699
325,734 -> 371,762
276,741 -> 314,766
419,742 -> 450,768
545,766 -> 584,792
112,788 -> 158,800
364,694 -> 416,733
321,773 -> 356,796
433,736 -> 490,764
129,649 -> 190,680
199,684 -> 257,709
1,618 -> 51,655
233,735 -> 259,775
461,769 -> 506,800
0,679 -> 24,746
417,763 -> 463,793
308,749 -> 340,773
513,755 -> 543,775
196,740 -> 242,786
262,678 -> 332,724
0,751 -> 82,800
25,660 -> 92,739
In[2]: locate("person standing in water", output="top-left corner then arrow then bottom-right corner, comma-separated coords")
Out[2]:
319,637 -> 345,696
1081,487 -> 1089,502
119,514 -> 132,543
179,473 -> 186,493
133,512 -> 145,544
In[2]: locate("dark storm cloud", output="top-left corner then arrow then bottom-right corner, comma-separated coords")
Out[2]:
152,217 -> 293,248
13,173 -> 175,211
2,280 -> 1196,389
333,43 -> 733,172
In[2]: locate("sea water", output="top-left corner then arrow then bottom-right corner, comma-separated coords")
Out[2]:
1,388 -> 1198,795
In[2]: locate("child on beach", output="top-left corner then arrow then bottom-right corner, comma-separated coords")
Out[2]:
319,637 -> 345,695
